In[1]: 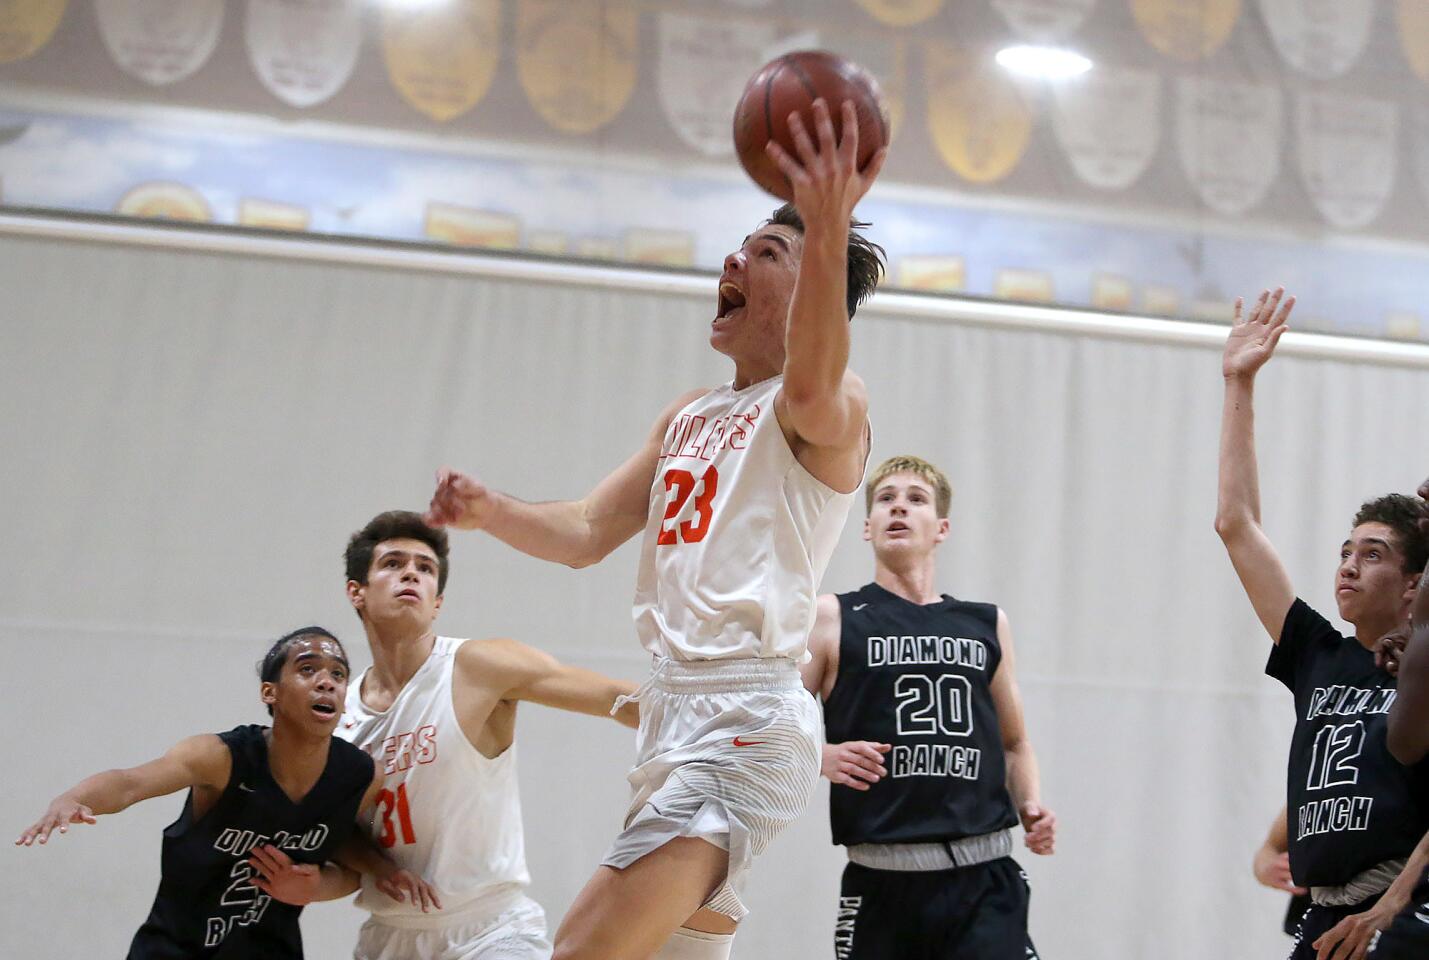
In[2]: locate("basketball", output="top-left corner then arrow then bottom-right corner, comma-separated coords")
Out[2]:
732,50 -> 889,202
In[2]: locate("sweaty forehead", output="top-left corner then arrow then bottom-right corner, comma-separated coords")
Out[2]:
288,636 -> 346,666
743,224 -> 802,252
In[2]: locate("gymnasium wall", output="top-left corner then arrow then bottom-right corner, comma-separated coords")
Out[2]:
1,217 -> 1427,958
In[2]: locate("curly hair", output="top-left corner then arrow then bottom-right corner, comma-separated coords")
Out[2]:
1353,494 -> 1429,573
345,510 -> 450,593
765,203 -> 886,319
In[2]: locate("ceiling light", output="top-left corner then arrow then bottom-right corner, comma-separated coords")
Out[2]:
995,45 -> 1093,80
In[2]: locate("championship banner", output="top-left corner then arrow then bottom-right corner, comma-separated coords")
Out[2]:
1295,92 -> 1397,229
1258,0 -> 1372,78
1400,0 -> 1429,83
94,0 -> 223,86
116,181 -> 211,221
0,0 -> 66,64
517,0 -> 637,135
425,202 -> 519,248
924,41 -> 1032,184
246,0 -> 363,109
854,0 -> 943,27
1051,65 -> 1160,190
1176,74 -> 1281,215
239,197 -> 309,230
657,11 -> 780,157
993,0 -> 1098,42
383,0 -> 500,123
1130,0 -> 1240,61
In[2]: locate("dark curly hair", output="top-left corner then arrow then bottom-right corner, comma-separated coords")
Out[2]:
766,203 -> 886,319
345,510 -> 450,594
257,626 -> 347,717
1353,494 -> 1429,573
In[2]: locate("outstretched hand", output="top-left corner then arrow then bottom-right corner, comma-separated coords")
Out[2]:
1223,288 -> 1293,381
375,865 -> 442,913
425,467 -> 493,531
765,99 -> 887,229
249,844 -> 322,905
15,796 -> 96,846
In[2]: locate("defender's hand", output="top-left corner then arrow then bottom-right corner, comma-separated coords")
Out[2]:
766,99 -> 887,229
248,844 -> 322,906
822,740 -> 890,791
16,797 -> 96,846
1223,288 -> 1293,382
425,467 -> 494,531
1019,804 -> 1056,855
1312,895 -> 1401,960
376,867 -> 442,913
1377,627 -> 1411,677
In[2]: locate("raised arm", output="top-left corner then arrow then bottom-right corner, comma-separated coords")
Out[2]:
767,99 -> 882,490
990,610 -> 1054,855
1214,288 -> 1297,642
16,734 -> 230,846
467,637 -> 641,729
425,388 -> 707,568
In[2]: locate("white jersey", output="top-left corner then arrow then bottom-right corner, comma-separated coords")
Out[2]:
338,636 -> 531,919
633,374 -> 856,662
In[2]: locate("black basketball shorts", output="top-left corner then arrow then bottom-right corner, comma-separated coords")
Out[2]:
833,857 -> 1040,960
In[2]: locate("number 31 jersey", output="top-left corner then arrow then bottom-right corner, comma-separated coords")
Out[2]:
825,584 -> 1018,846
634,375 -> 856,662
338,636 -> 531,918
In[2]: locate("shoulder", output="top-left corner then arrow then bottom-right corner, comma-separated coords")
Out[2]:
810,594 -> 843,646
170,732 -> 235,788
1281,598 -> 1343,645
455,636 -> 557,688
655,387 -> 715,427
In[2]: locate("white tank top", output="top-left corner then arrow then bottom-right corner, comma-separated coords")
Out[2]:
338,636 -> 530,918
633,374 -> 856,662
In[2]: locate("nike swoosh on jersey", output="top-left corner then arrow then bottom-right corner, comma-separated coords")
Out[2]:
732,736 -> 769,747
852,603 -> 869,611
237,783 -> 254,793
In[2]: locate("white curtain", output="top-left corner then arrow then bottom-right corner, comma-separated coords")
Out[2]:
2,222 -> 1426,959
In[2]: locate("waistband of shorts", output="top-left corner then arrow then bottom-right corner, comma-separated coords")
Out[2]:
649,656 -> 804,694
363,883 -> 530,930
846,830 -> 1013,872
1311,859 -> 1407,907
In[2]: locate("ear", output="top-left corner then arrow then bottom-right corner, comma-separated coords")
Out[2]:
862,517 -> 872,542
934,518 -> 950,544
433,592 -> 444,617
260,681 -> 278,710
347,580 -> 365,610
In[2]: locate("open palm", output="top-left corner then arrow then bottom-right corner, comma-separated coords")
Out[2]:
1223,287 -> 1293,380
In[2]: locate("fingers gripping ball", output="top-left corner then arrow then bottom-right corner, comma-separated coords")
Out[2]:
733,50 -> 889,201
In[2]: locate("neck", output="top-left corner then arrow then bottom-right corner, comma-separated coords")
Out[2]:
731,358 -> 782,391
363,618 -> 437,699
1354,611 -> 1403,652
266,721 -> 331,786
873,555 -> 941,605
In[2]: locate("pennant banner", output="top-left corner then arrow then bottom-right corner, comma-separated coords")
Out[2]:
94,0 -> 223,86
657,11 -> 780,157
1130,0 -> 1240,61
1176,75 -> 1282,216
1051,65 -> 1160,190
383,0 -> 500,123
0,0 -> 67,64
517,0 -> 638,135
993,0 -> 1098,42
924,41 -> 1032,184
1296,92 -> 1397,229
246,0 -> 364,109
1258,0 -> 1372,78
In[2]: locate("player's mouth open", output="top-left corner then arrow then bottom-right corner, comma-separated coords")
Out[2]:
311,701 -> 337,719
717,282 -> 746,320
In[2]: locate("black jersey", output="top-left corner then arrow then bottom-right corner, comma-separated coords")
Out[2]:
1267,599 -> 1429,887
128,724 -> 373,960
825,583 -> 1018,846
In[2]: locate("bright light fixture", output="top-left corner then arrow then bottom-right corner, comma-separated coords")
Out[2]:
995,45 -> 1093,79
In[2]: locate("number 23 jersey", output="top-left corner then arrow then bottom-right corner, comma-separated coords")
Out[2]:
633,375 -> 856,662
825,584 -> 1018,846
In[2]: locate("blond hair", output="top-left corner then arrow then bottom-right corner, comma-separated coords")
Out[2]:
864,455 -> 953,518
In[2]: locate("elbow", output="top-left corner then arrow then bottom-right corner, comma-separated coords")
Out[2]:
1214,512 -> 1246,543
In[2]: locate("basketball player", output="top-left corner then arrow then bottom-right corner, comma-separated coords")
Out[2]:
15,627 -> 434,958
1252,806 -> 1310,938
1215,289 -> 1429,959
331,509 -> 641,960
800,454 -> 1054,959
425,98 -> 886,960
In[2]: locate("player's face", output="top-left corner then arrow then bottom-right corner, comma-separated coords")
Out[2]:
349,538 -> 443,631
863,472 -> 948,560
263,636 -> 348,734
711,224 -> 801,362
1335,522 -> 1419,626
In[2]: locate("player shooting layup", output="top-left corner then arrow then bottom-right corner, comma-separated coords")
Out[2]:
426,99 -> 886,960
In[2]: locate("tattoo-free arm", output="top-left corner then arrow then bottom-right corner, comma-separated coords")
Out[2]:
990,610 -> 1055,855
474,638 -> 641,729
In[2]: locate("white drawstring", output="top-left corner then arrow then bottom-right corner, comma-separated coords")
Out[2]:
611,656 -> 671,716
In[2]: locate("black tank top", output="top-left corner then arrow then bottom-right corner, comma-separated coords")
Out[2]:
825,583 -> 1018,846
128,724 -> 373,959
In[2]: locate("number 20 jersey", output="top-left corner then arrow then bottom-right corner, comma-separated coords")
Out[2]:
633,375 -> 855,662
825,584 -> 1018,847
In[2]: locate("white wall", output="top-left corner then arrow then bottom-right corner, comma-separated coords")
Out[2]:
2,219 -> 1427,958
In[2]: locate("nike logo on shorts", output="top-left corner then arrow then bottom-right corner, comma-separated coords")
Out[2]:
732,736 -> 769,747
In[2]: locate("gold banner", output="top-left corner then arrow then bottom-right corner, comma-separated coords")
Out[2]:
0,0 -> 66,64
854,0 -> 944,27
924,42 -> 1032,184
1400,0 -> 1429,82
1131,0 -> 1240,61
384,0 -> 501,123
116,182 -> 212,222
518,0 -> 638,134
